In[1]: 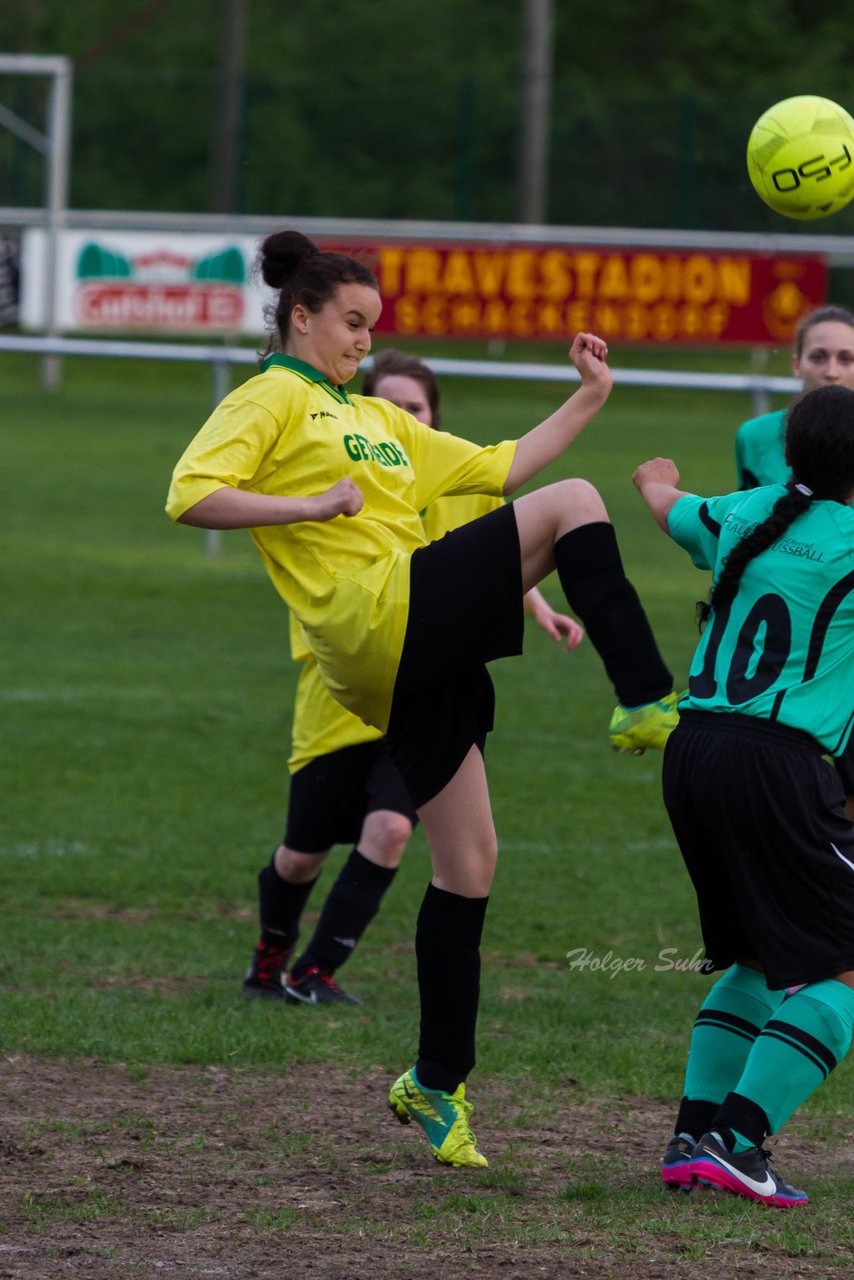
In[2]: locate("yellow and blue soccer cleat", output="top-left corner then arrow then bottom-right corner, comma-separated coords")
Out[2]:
609,691 -> 680,755
389,1068 -> 488,1168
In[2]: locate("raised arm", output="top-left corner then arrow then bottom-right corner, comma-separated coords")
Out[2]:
632,458 -> 689,532
503,333 -> 612,495
177,477 -> 364,529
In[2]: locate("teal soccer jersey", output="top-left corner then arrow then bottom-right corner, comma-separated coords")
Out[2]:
735,409 -> 791,488
668,486 -> 854,755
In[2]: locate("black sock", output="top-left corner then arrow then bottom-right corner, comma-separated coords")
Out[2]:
415,883 -> 489,1095
711,1091 -> 771,1151
291,848 -> 397,979
258,856 -> 318,951
673,1096 -> 720,1142
553,522 -> 672,706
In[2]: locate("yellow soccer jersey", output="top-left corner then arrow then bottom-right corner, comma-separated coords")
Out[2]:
287,492 -> 504,772
166,355 -> 516,732
287,614 -> 381,773
421,492 -> 504,543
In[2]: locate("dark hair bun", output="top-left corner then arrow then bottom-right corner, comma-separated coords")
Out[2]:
260,230 -> 319,289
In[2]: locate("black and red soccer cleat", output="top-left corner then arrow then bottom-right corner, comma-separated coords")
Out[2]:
284,965 -> 361,1006
242,939 -> 291,1000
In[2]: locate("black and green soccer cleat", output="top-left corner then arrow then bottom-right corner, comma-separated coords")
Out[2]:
609,691 -> 680,755
389,1068 -> 487,1168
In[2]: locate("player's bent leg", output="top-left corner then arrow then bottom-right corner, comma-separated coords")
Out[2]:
514,486 -> 676,753
513,478 -> 609,593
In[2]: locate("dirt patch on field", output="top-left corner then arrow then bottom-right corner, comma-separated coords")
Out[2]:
0,1056 -> 851,1279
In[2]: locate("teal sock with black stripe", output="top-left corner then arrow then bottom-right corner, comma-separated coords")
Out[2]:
675,965 -> 784,1139
720,979 -> 854,1148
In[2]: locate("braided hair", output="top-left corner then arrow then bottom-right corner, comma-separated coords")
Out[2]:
699,384 -> 854,624
259,230 -> 378,351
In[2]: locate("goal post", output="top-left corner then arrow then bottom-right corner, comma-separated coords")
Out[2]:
0,53 -> 72,388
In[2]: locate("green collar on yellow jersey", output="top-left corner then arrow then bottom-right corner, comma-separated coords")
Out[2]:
259,353 -> 351,404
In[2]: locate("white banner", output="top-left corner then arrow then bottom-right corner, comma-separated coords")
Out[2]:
21,229 -> 274,334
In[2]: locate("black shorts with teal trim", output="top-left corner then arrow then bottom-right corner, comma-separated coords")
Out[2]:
284,740 -> 417,853
386,502 -> 524,809
662,710 -> 854,989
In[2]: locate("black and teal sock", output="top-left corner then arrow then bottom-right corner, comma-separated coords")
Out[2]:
709,1094 -> 771,1154
291,847 -> 397,979
553,522 -> 672,706
415,883 -> 488,1095
675,964 -> 784,1139
258,855 -> 318,951
714,979 -> 854,1151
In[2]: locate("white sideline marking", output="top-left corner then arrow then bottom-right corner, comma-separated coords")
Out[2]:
1,840 -> 91,859
3,688 -> 160,703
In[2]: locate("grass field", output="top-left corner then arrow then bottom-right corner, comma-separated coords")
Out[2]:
3,347 -> 853,1278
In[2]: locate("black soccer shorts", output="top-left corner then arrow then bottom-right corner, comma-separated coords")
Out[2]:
663,710 -> 854,989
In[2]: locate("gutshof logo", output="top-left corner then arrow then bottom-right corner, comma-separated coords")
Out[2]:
75,242 -> 246,330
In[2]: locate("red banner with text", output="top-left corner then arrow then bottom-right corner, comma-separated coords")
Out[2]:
327,241 -> 827,345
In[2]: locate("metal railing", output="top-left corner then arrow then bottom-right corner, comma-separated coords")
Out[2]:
3,330 -> 798,556
0,332 -> 800,413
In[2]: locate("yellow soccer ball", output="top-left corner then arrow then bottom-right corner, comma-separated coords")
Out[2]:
746,95 -> 854,220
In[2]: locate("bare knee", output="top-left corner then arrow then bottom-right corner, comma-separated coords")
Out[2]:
430,826 -> 498,898
516,478 -> 610,589
554,477 -> 609,529
358,810 -> 414,868
274,843 -> 328,883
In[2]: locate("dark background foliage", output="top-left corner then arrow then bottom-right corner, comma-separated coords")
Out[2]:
2,0 -> 854,232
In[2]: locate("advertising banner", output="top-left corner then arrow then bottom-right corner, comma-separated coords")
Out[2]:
0,234 -> 21,326
21,229 -> 827,345
21,230 -> 260,333
365,243 -> 827,345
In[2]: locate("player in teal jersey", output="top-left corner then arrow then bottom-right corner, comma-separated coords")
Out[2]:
735,305 -> 854,817
634,383 -> 854,1208
736,305 -> 854,489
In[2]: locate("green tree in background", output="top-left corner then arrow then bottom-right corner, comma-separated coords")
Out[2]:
1,0 -> 853,232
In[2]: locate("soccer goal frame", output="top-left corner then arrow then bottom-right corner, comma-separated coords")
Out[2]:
0,53 -> 72,386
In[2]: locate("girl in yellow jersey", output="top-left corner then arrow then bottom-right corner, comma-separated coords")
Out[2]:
242,352 -> 583,1009
167,230 -> 677,1168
